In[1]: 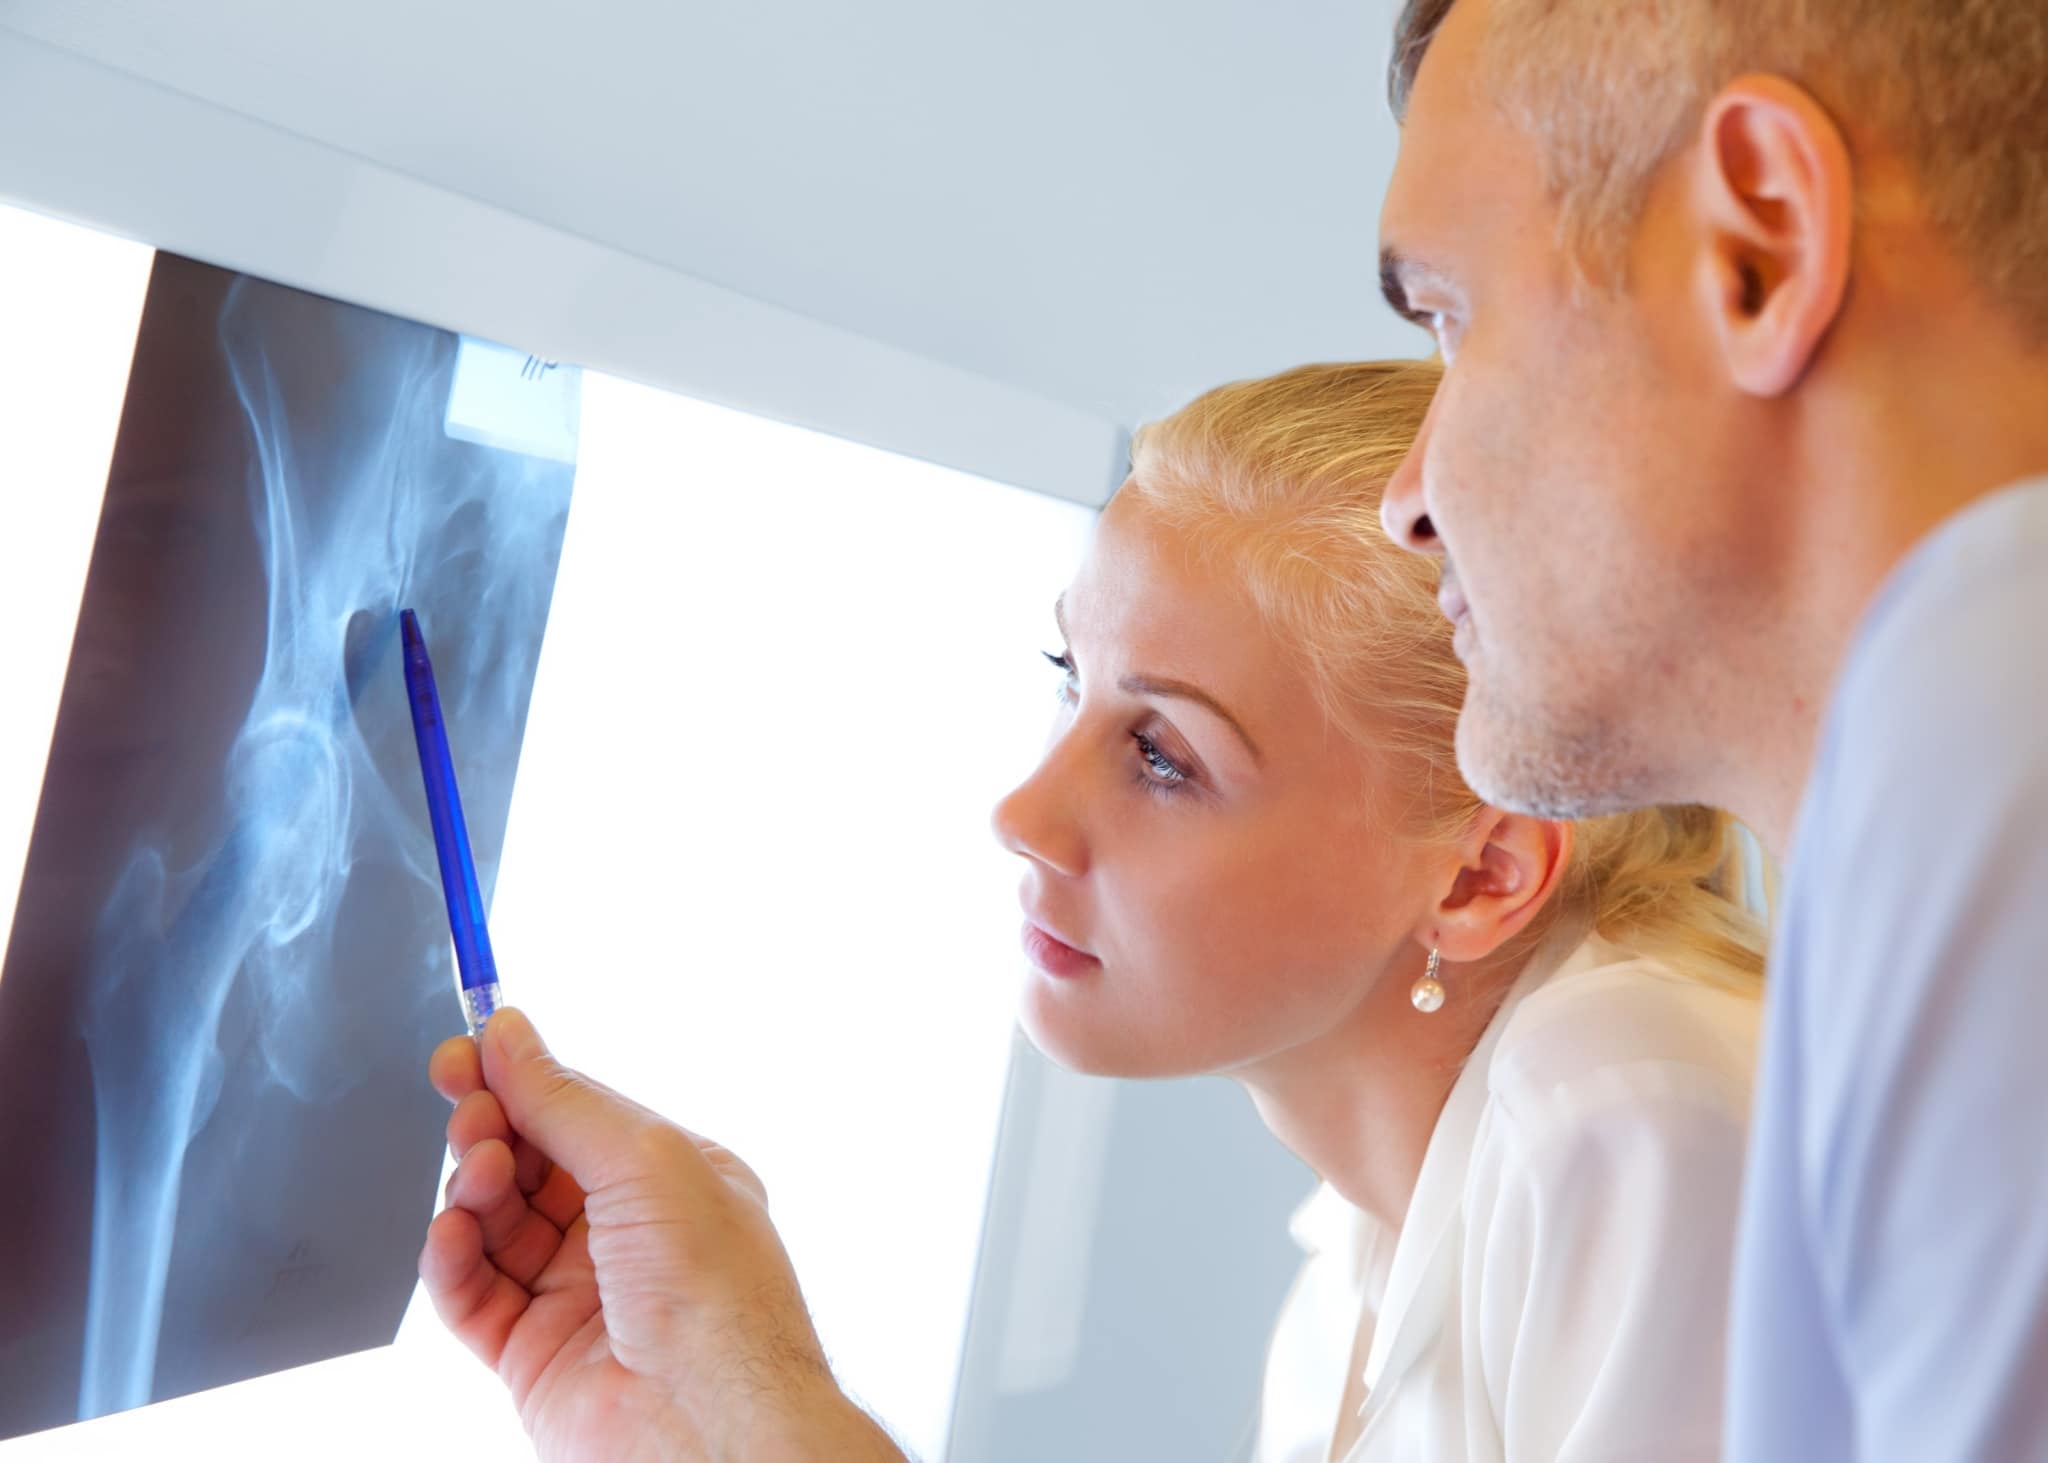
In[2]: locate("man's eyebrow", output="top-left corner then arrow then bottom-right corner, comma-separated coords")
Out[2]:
1119,674 -> 1264,766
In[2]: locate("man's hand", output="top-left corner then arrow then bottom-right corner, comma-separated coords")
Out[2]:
419,1008 -> 907,1462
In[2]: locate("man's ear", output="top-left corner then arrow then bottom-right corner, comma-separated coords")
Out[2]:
1688,74 -> 1854,398
1417,810 -> 1572,963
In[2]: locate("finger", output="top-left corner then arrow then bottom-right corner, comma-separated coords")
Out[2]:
511,1131 -> 551,1193
479,1008 -> 717,1197
429,1034 -> 484,1103
447,1089 -> 511,1160
444,1138 -> 567,1289
524,1157 -> 587,1233
418,1206 -> 532,1371
492,1215 -> 599,1404
447,1088 -> 586,1229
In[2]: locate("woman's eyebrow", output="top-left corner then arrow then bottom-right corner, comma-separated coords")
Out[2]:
1119,674 -> 1265,766
1053,596 -> 1265,765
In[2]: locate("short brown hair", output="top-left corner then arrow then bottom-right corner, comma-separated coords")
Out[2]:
1390,0 -> 2048,335
1389,0 -> 1456,122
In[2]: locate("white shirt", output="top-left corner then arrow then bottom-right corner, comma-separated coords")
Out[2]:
1256,936 -> 1760,1463
1726,479 -> 2048,1460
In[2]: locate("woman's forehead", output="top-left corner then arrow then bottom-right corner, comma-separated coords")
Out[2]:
1069,505 -> 1328,728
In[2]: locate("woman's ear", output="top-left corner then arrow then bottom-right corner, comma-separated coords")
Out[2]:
1418,810 -> 1573,963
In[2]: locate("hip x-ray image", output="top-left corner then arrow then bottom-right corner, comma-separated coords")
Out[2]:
0,252 -> 577,1440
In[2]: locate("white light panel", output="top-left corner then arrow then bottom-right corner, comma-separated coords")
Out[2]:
0,203 -> 1095,1462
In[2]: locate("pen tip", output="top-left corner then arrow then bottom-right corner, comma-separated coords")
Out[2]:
400,608 -> 421,650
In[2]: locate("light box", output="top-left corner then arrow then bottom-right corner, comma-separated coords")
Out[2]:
0,200 -> 1093,1463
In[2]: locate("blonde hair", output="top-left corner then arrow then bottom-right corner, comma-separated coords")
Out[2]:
1124,360 -> 1765,993
1391,0 -> 2048,336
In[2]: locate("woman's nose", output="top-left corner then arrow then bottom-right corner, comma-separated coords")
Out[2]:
990,752 -> 1088,879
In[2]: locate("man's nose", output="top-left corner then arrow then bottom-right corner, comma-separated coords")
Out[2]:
1380,401 -> 1443,558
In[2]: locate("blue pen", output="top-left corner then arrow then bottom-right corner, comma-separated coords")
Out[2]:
400,609 -> 502,1037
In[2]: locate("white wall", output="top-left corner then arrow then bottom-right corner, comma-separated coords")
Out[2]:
951,1044 -> 1313,1463
0,0 -> 1427,498
0,29 -> 1124,510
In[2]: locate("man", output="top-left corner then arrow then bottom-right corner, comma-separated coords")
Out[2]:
422,1 -> 2048,1457
1375,1 -> 2048,1456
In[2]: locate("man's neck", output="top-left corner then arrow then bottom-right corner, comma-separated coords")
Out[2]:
1729,331 -> 2048,858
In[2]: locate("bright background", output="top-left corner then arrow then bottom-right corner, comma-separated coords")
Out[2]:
0,200 -> 1096,1462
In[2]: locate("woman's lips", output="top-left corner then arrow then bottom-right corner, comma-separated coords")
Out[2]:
1021,920 -> 1101,980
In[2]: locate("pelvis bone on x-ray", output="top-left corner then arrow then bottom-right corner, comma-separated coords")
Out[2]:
0,253 -> 577,1440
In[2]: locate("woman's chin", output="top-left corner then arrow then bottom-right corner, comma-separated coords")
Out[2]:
1016,978 -> 1216,1079
1018,981 -> 1133,1076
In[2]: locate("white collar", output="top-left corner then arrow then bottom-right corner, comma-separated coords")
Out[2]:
1358,934 -> 1622,1394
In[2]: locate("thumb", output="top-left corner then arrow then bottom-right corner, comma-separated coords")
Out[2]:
478,1007 -> 707,1194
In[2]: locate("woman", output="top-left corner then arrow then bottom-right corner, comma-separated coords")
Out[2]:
997,360 -> 1761,1460
421,360 -> 1763,1462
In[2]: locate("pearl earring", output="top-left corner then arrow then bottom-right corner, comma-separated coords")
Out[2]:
1411,948 -> 1446,1014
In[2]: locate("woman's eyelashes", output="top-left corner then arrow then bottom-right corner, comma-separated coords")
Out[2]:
1132,731 -> 1192,797
1042,647 -> 1198,798
1044,649 -> 1079,704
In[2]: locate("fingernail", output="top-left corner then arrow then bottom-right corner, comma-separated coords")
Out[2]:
492,1008 -> 543,1062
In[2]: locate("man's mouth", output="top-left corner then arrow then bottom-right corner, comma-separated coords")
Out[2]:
1437,569 -> 1469,629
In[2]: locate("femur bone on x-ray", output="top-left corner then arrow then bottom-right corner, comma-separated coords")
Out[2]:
0,253 -> 577,1441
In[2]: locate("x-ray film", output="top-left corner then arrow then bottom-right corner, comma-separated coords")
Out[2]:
0,253 -> 576,1439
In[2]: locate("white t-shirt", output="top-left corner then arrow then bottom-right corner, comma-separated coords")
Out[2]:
1256,936 -> 1760,1463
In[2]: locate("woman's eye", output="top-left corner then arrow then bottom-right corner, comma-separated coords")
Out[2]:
1133,732 -> 1190,790
1043,649 -> 1078,699
1038,651 -> 1190,796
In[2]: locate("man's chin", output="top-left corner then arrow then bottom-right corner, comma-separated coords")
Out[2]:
1454,690 -> 1646,821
